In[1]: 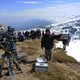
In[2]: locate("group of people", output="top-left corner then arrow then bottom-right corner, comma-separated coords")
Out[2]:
16,29 -> 41,42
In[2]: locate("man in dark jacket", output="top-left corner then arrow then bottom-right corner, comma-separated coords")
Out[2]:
41,29 -> 62,61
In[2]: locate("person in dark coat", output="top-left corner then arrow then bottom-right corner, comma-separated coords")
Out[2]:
41,29 -> 62,61
62,34 -> 71,50
17,32 -> 24,42
36,29 -> 41,39
42,30 -> 44,37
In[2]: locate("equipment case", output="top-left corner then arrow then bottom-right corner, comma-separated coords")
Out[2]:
34,57 -> 48,72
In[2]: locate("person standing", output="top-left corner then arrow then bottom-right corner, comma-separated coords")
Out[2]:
62,34 -> 71,50
41,29 -> 62,61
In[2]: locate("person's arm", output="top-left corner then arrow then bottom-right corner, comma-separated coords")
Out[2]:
53,34 -> 62,40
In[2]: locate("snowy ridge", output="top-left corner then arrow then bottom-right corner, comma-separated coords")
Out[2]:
47,15 -> 80,40
51,17 -> 80,26
48,15 -> 80,25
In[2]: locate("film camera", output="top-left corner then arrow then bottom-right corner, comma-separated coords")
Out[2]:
0,25 -> 16,50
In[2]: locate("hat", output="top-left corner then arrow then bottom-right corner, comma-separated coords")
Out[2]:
45,29 -> 50,33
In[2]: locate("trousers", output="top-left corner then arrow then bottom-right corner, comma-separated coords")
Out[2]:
45,49 -> 52,61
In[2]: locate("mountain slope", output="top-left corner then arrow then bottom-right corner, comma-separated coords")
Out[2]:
1,39 -> 80,80
47,15 -> 80,40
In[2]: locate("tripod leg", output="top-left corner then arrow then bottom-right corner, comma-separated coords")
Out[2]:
12,51 -> 19,61
0,55 -> 5,76
13,59 -> 22,72
7,57 -> 16,80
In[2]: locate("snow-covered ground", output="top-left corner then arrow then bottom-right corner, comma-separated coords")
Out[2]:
56,40 -> 80,62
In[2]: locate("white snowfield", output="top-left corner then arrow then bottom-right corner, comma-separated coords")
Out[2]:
55,40 -> 80,62
49,17 -> 80,27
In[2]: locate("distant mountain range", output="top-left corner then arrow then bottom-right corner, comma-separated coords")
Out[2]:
10,18 -> 52,30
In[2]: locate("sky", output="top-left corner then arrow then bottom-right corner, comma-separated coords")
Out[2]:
0,0 -> 80,24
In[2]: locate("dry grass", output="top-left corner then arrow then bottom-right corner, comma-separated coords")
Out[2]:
34,62 -> 80,80
19,46 -> 37,55
0,39 -> 80,80
52,48 -> 78,63
16,39 -> 41,56
34,62 -> 66,80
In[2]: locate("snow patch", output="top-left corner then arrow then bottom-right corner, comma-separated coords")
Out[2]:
56,40 -> 80,62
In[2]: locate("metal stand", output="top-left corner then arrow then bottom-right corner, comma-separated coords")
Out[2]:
0,45 -> 22,80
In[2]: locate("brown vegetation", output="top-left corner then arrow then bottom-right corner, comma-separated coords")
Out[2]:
0,39 -> 80,80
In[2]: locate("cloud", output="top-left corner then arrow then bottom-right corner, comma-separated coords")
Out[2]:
50,0 -> 64,4
45,0 -> 64,6
17,1 -> 42,4
1,2 -> 80,23
14,2 -> 80,18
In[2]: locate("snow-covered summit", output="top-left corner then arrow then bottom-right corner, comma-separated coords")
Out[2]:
48,15 -> 80,23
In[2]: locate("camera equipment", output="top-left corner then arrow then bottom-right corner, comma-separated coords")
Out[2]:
0,24 -> 7,35
0,25 -> 22,80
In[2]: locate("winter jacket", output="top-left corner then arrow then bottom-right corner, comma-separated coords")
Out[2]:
41,34 -> 61,49
62,34 -> 71,45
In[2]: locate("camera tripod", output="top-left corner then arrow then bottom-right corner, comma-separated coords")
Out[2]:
0,44 -> 22,80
